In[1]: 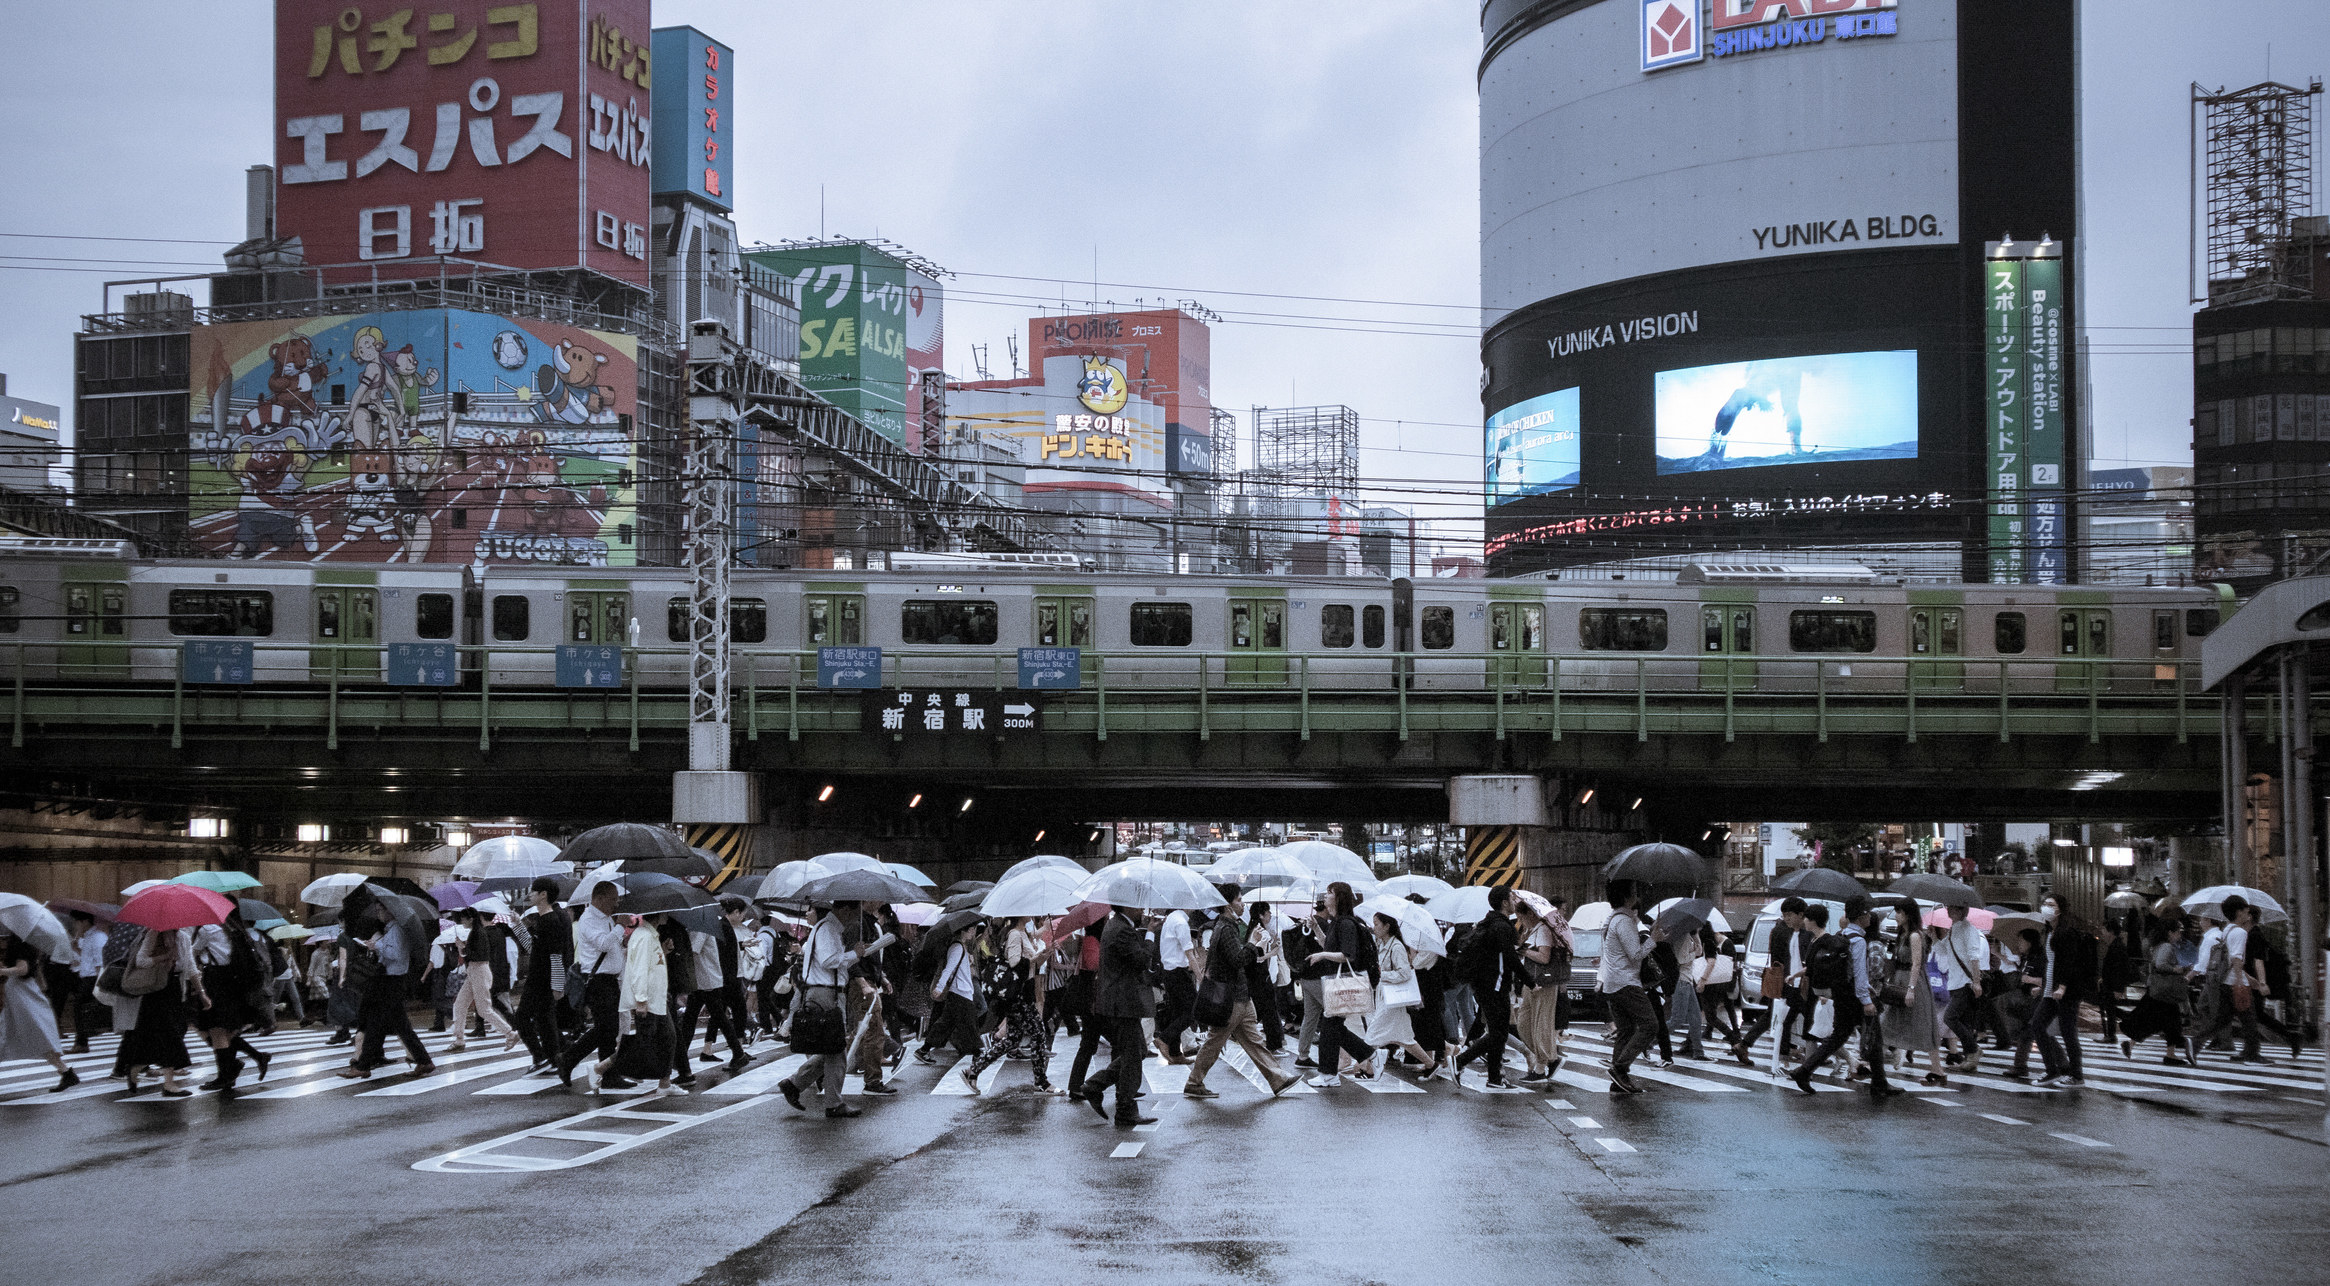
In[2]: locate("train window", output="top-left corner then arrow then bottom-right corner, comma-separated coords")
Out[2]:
416,593 -> 454,640
901,600 -> 998,645
667,599 -> 687,642
65,585 -> 88,634
2088,614 -> 2109,656
1995,612 -> 2026,654
167,590 -> 274,637
1322,604 -> 1355,648
2153,610 -> 2178,650
1420,605 -> 1455,650
734,599 -> 767,644
1129,602 -> 1193,647
806,596 -> 863,646
0,586 -> 16,633
1788,611 -> 1876,653
1578,608 -> 1668,651
2186,608 -> 2219,637
1363,604 -> 1385,648
492,595 -> 530,641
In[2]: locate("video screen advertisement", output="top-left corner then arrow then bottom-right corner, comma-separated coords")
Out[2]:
1479,248 -> 1973,573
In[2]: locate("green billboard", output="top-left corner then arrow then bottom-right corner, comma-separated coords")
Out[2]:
745,242 -> 911,443
1982,240 -> 2069,585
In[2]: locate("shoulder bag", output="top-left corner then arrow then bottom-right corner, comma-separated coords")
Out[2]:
1320,965 -> 1373,1018
121,946 -> 174,997
789,998 -> 847,1055
1193,975 -> 1233,1029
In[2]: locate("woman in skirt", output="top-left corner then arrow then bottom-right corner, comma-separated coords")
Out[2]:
1361,913 -> 1439,1077
191,913 -> 273,1096
0,929 -> 79,1092
119,927 -> 195,1097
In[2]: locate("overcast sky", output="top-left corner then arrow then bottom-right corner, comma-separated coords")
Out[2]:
1,1 -> 2322,554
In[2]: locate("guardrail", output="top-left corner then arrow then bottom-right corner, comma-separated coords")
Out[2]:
5,641 -> 2246,755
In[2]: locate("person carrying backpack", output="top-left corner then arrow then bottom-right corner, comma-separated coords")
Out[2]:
1789,900 -> 1899,1099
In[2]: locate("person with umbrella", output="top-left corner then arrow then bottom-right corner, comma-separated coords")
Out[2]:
1878,899 -> 1947,1086
916,918 -> 984,1064
1595,881 -> 1668,1094
1513,898 -> 1565,1084
1358,906 -> 1439,1080
957,916 -> 1063,1096
444,906 -> 522,1055
1935,902 -> 1992,1075
65,909 -> 110,1054
556,882 -> 634,1091
1183,888 -> 1299,1098
1303,883 -> 1384,1088
337,905 -> 435,1082
0,924 -> 78,1092
1078,901 -> 1159,1127
580,910 -> 683,1098
1789,898 -> 1900,1099
1728,898 -> 1812,1070
2188,895 -> 2264,1064
682,897 -> 755,1076
778,900 -> 897,1119
118,922 -> 197,1096
2121,914 -> 2196,1066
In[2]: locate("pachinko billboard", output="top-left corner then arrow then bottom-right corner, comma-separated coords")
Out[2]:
188,309 -> 639,567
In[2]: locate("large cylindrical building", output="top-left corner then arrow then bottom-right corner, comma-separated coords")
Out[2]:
1479,0 -> 2080,580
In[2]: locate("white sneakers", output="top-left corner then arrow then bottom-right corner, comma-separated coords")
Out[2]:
1306,1073 -> 1342,1088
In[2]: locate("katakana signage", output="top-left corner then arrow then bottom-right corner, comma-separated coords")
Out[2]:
555,643 -> 623,688
1984,238 -> 2068,584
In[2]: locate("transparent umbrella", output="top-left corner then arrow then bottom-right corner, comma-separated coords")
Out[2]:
979,868 -> 1090,918
754,861 -> 831,903
452,835 -> 564,880
1075,858 -> 1228,912
299,873 -> 372,908
2182,885 -> 2288,924
1375,874 -> 1455,901
1277,840 -> 1379,894
1424,885 -> 1493,925
0,893 -> 74,963
1356,895 -> 1447,956
811,853 -> 888,876
1002,855 -> 1085,882
1207,848 -> 1314,887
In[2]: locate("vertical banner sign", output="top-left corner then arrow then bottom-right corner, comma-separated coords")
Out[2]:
2021,252 -> 2067,584
648,26 -> 731,210
1984,253 -> 2025,583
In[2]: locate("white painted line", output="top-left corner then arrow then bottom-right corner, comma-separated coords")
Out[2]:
1978,1113 -> 2029,1126
1351,1072 -> 1426,1094
474,1073 -> 566,1096
1545,1066 -> 1612,1096
237,1045 -> 517,1100
706,1054 -> 806,1097
2280,1095 -> 2326,1106
1110,1142 -> 1144,1158
2050,1132 -> 2112,1148
1548,1098 -> 1576,1110
930,1060 -> 1003,1096
413,1093 -> 773,1173
1223,1046 -> 1314,1094
1567,1115 -> 1601,1128
359,1055 -> 534,1096
1594,1137 -> 1635,1153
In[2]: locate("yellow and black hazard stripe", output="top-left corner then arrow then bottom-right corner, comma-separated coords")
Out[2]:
687,823 -> 754,890
1462,826 -> 1522,889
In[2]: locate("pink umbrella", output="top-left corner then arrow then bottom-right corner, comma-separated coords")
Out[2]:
1044,900 -> 1109,946
118,883 -> 235,932
1923,906 -> 1995,932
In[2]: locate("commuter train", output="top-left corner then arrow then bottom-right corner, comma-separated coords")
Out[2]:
0,539 -> 2223,695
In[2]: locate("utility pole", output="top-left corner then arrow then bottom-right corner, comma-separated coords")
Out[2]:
673,319 -> 759,839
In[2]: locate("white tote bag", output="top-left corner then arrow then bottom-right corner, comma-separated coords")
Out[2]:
1809,997 -> 1836,1039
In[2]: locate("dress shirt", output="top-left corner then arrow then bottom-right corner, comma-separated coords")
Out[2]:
1596,910 -> 1652,993
1936,920 -> 1989,989
803,915 -> 876,988
2223,925 -> 2250,981
192,924 -> 233,968
1843,924 -> 1873,1007
371,927 -> 410,977
575,906 -> 627,976
1160,911 -> 1192,970
938,943 -> 977,999
622,923 -> 668,1015
75,928 -> 109,978
2192,926 -> 2226,980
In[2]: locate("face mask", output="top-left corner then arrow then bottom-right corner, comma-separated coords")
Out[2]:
2039,906 -> 2058,922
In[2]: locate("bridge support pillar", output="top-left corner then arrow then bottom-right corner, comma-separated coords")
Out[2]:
1447,775 -> 1637,911
675,772 -> 761,887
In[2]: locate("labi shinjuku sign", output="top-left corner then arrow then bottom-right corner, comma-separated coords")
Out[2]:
1642,0 -> 1898,74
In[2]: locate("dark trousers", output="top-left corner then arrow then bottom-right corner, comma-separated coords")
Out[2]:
1085,1014 -> 1147,1121
753,973 -> 782,1034
924,993 -> 981,1058
2195,983 -> 2262,1057
678,983 -> 748,1073
1648,986 -> 1675,1060
517,980 -> 562,1064
1457,987 -> 1516,1083
1606,985 -> 1659,1076
1159,968 -> 1196,1052
1942,985 -> 1983,1056
2014,994 -> 2084,1075
1320,1013 -> 1375,1071
568,974 -> 623,1066
1796,998 -> 1890,1089
358,972 -> 428,1070
1067,1010 -> 1109,1094
1733,986 -> 1803,1055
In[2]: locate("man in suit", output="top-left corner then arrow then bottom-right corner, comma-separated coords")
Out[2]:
1079,904 -> 1158,1128
1451,886 -> 1527,1087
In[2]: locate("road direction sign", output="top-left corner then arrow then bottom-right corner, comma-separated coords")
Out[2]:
181,640 -> 253,685
387,643 -> 460,687
555,645 -> 625,689
1017,647 -> 1080,690
863,689 -> 1034,735
818,646 -> 883,689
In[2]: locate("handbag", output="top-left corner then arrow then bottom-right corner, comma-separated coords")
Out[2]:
1321,967 -> 1373,1018
1378,972 -> 1424,1010
2231,980 -> 2254,1012
790,998 -> 846,1055
121,949 -> 173,997
613,1011 -> 673,1080
1809,997 -> 1836,1039
1267,949 -> 1292,988
1193,976 -> 1233,1028
1759,965 -> 1785,999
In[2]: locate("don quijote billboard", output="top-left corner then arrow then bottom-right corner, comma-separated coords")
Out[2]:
274,1 -> 652,286
189,309 -> 639,567
1031,309 -> 1212,476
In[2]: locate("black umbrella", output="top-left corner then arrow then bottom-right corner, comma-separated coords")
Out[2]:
913,908 -> 987,972
619,852 -> 725,886
1652,898 -> 1719,938
368,875 -> 436,907
2133,877 -> 2171,899
1887,873 -> 1980,908
941,889 -> 990,912
945,880 -> 994,896
360,888 -> 434,960
236,897 -> 286,925
1770,867 -> 1867,900
797,868 -> 929,906
1601,842 -> 1708,892
614,872 -> 716,916
562,822 -> 694,869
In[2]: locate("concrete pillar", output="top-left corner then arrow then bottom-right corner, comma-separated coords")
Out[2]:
2224,674 -> 2249,887
1447,775 -> 1638,911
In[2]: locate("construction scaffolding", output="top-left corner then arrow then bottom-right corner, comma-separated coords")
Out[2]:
1253,404 -> 1359,496
2193,79 -> 2323,304
1209,406 -> 1238,478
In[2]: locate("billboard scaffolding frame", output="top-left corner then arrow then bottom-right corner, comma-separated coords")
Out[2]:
2192,79 -> 2324,305
1253,404 -> 1359,496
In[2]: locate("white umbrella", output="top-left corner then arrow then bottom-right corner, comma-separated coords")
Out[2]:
1208,848 -> 1315,887
1652,896 -> 1733,934
470,894 -> 515,919
567,861 -> 627,906
1247,883 -> 1320,905
2182,885 -> 2288,924
1075,858 -> 1228,912
1277,840 -> 1379,893
980,868 -> 1090,918
1356,894 -> 1448,956
1568,901 -> 1614,933
755,860 -> 832,902
1376,873 -> 1456,901
299,872 -> 372,907
451,835 -> 564,879
119,879 -> 169,899
1002,854 -> 1085,882
1425,885 -> 1494,925
810,852 -> 886,875
0,892 -> 74,963
891,901 -> 940,925
885,862 -> 938,887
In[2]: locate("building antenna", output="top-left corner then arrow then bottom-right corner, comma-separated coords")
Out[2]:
1092,244 -> 1099,313
820,184 -> 826,239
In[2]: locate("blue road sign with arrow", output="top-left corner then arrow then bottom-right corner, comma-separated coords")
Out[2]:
387,643 -> 459,687
555,645 -> 625,689
818,646 -> 882,689
181,640 -> 253,685
1017,647 -> 1080,690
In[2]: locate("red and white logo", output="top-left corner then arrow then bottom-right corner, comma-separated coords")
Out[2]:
1642,0 -> 1703,72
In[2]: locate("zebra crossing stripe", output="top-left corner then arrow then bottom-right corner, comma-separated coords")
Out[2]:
413,1093 -> 776,1173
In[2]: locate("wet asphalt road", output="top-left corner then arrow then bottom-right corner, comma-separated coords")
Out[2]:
6,1022 -> 2328,1286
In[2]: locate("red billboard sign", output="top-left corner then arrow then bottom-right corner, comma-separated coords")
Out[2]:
274,1 -> 652,287
1030,308 -> 1212,474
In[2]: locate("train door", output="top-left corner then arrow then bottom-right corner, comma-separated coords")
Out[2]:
1488,599 -> 1546,687
1697,598 -> 1756,690
1226,594 -> 1286,685
565,588 -> 632,645
1908,599 -> 1964,690
310,584 -> 381,680
2055,604 -> 2113,692
60,573 -> 127,678
803,592 -> 865,648
1033,590 -> 1096,683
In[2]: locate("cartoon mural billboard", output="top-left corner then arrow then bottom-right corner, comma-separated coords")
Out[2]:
189,308 -> 639,566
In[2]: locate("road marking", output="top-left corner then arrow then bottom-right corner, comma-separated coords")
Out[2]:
1978,1113 -> 2028,1126
1110,1142 -> 1144,1158
2280,1095 -> 2325,1106
706,1054 -> 806,1097
236,1045 -> 519,1100
1223,1046 -> 1314,1095
2049,1132 -> 2112,1148
1594,1137 -> 1635,1153
359,1055 -> 534,1096
1545,1066 -> 1612,1096
1567,1115 -> 1601,1128
1351,1072 -> 1425,1094
1548,1098 -> 1576,1110
931,1060 -> 1003,1096
413,1093 -> 773,1173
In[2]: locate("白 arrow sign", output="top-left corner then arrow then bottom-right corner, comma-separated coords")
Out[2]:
1004,703 -> 1034,717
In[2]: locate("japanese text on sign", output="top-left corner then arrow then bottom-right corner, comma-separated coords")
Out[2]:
306,5 -> 542,78
863,690 -> 1030,735
182,640 -> 254,686
1043,414 -> 1136,462
554,644 -> 624,688
817,646 -> 882,689
388,642 -> 460,687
